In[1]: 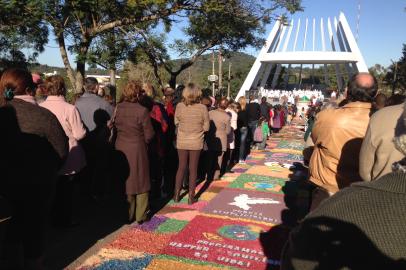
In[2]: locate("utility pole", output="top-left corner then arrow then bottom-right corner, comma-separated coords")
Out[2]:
212,51 -> 215,97
392,60 -> 398,96
218,49 -> 223,96
227,62 -> 232,99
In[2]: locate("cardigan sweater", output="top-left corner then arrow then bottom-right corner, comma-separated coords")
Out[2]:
9,98 -> 68,161
175,102 -> 210,150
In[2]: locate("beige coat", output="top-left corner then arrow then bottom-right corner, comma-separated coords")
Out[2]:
175,102 -> 210,150
207,109 -> 231,152
359,103 -> 404,181
309,102 -> 372,193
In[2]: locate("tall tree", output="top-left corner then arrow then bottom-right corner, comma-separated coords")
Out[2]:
369,63 -> 388,90
44,0 -> 203,93
385,44 -> 406,94
87,29 -> 133,86
0,0 -> 48,69
133,0 -> 302,88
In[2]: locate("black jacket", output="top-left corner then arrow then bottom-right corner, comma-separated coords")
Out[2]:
246,102 -> 261,122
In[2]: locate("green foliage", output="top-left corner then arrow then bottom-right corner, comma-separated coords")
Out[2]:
186,0 -> 265,51
87,29 -> 133,71
135,0 -> 303,88
0,0 -> 48,69
385,44 -> 406,93
43,0 -> 192,91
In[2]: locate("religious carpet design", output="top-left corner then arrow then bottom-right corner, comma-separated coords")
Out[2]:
68,120 -> 310,270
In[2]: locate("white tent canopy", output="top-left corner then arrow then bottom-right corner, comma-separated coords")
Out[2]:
236,12 -> 368,99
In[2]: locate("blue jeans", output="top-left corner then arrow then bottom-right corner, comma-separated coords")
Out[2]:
239,127 -> 248,160
248,120 -> 258,145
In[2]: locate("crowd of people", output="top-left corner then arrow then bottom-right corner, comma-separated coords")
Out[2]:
259,88 -> 325,105
0,68 -> 294,269
1,67 -> 406,269
282,73 -> 406,269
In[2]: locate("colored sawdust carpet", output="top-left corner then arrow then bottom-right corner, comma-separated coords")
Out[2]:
68,120 -> 310,270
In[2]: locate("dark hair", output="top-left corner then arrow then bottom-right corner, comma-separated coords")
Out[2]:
0,68 -> 35,106
218,97 -> 229,110
346,73 -> 378,103
84,77 -> 98,92
258,116 -> 266,125
201,96 -> 212,108
139,95 -> 154,111
44,75 -> 66,96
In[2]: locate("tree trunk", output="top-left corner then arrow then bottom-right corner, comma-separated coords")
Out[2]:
75,40 -> 91,93
109,68 -> 117,105
169,73 -> 178,89
152,64 -> 164,88
76,61 -> 86,93
109,68 -> 116,86
55,29 -> 76,93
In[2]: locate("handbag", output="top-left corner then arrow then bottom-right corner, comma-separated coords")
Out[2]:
108,105 -> 118,145
253,126 -> 263,142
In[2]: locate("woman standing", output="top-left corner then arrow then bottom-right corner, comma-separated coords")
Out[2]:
272,105 -> 282,133
223,102 -> 239,170
40,75 -> 87,227
206,97 -> 231,181
114,81 -> 154,224
0,68 -> 68,269
237,96 -> 248,163
174,83 -> 210,204
141,83 -> 169,199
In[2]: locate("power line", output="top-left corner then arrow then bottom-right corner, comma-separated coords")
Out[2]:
45,45 -> 60,49
356,0 -> 361,42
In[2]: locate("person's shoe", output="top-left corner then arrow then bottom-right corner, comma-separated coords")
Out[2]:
238,160 -> 246,164
188,196 -> 197,205
161,190 -> 168,198
173,191 -> 180,203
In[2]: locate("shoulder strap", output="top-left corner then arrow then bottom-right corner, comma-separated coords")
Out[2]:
110,105 -> 118,125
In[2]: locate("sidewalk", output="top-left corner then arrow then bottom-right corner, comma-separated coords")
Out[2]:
68,121 -> 312,270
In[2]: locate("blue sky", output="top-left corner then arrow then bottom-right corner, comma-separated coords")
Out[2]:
36,0 -> 406,68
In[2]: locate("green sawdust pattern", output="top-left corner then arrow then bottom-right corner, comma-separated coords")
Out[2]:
276,141 -> 305,150
228,174 -> 287,194
156,219 -> 188,233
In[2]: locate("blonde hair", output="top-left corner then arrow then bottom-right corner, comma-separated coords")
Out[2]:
238,96 -> 247,111
143,82 -> 162,102
182,83 -> 202,106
